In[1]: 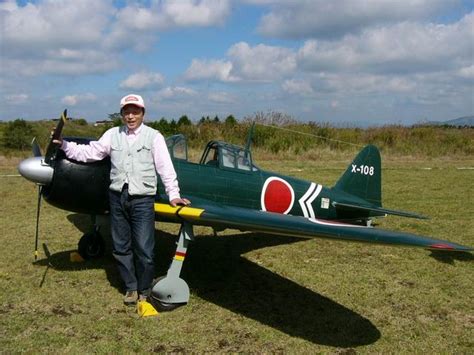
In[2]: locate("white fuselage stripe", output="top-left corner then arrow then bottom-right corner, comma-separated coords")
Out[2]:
307,184 -> 322,219
308,218 -> 366,228
298,182 -> 315,218
298,183 -> 322,219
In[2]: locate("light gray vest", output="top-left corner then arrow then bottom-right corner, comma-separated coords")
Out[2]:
109,125 -> 158,196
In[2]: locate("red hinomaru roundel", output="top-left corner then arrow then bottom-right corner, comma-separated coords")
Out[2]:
261,177 -> 295,214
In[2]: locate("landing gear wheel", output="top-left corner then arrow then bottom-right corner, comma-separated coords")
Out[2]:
78,231 -> 105,259
149,276 -> 185,312
150,300 -> 181,312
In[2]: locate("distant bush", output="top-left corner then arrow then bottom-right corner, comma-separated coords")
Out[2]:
2,119 -> 34,150
1,113 -> 472,158
74,118 -> 88,126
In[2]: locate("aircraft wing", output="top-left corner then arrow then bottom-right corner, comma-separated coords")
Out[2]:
154,199 -> 472,252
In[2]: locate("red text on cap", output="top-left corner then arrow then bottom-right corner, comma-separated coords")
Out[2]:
125,96 -> 138,102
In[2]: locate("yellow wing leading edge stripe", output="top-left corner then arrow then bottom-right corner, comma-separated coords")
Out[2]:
154,203 -> 204,219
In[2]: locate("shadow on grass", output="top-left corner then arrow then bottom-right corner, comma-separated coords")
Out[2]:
428,250 -> 474,264
35,213 -> 381,347
176,232 -> 381,347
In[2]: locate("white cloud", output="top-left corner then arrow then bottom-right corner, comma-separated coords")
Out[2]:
106,0 -> 231,51
297,13 -> 474,75
159,0 -> 231,27
257,0 -> 450,39
208,92 -> 235,103
227,42 -> 297,81
184,42 -> 297,82
117,0 -> 231,30
316,73 -> 417,95
120,71 -> 165,90
156,86 -> 197,99
5,93 -> 28,105
0,0 -> 232,78
61,93 -> 97,106
1,0 -> 113,57
0,0 -> 118,76
281,79 -> 314,96
456,65 -> 474,80
0,0 -> 17,12
184,59 -> 237,82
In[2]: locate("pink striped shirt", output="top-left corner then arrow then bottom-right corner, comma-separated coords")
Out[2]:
61,124 -> 181,201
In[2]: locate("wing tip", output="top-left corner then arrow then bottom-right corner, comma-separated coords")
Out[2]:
427,243 -> 473,252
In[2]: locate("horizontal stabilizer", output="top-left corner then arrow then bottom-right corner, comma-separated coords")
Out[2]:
333,202 -> 428,219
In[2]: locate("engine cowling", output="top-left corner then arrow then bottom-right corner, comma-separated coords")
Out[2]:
42,145 -> 111,215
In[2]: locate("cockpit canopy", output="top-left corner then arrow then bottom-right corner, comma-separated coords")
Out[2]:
165,134 -> 257,172
166,134 -> 188,160
200,140 -> 257,172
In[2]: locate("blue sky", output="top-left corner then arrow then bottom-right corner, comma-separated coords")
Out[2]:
1,0 -> 473,125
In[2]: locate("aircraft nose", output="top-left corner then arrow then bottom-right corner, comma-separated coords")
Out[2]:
18,157 -> 54,185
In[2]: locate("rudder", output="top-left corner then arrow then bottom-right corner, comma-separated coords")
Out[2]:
334,145 -> 382,206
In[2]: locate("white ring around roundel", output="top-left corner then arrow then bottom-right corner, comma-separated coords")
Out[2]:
260,176 -> 295,215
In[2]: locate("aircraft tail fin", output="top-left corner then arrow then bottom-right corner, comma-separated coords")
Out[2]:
334,145 -> 382,206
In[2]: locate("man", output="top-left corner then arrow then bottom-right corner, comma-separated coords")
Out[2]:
54,94 -> 190,305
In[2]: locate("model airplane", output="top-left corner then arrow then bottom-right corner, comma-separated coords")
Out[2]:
18,110 -> 472,311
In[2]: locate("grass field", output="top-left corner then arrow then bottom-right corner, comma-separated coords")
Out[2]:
0,153 -> 473,353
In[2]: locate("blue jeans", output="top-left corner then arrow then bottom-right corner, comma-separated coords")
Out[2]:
109,187 -> 155,295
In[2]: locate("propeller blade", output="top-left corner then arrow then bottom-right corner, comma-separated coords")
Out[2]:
44,109 -> 67,165
31,137 -> 42,157
34,185 -> 43,261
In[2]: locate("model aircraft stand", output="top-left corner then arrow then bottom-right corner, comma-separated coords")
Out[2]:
149,221 -> 194,311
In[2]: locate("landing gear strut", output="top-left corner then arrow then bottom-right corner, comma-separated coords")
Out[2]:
77,215 -> 105,260
150,222 -> 194,312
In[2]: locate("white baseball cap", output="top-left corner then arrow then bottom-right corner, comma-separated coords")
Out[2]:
120,94 -> 145,110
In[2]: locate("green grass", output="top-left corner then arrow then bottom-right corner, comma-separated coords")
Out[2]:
0,154 -> 473,353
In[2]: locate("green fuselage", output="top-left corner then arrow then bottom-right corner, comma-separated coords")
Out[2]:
158,157 -> 369,224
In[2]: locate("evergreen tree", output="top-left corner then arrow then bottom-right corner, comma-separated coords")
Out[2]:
156,118 -> 170,134
169,119 -> 178,134
199,116 -> 211,124
225,115 -> 237,126
177,115 -> 191,126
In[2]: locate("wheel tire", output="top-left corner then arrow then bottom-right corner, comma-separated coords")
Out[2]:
149,276 -> 185,312
148,297 -> 182,312
78,232 -> 105,260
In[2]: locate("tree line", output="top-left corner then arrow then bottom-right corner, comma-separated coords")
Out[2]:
1,111 -> 473,158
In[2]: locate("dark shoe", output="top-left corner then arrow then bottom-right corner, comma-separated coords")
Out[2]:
123,290 -> 138,306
